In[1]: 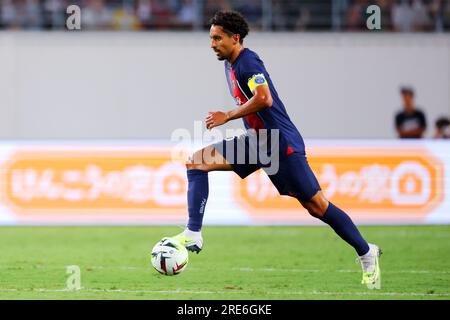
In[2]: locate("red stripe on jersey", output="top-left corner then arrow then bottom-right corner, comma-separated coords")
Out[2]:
286,146 -> 294,155
230,67 -> 265,130
245,114 -> 265,131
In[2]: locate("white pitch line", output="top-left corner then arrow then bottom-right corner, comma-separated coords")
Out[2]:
233,267 -> 320,273
367,231 -> 450,238
264,291 -> 450,297
0,265 -> 145,270
85,266 -> 143,270
233,267 -> 450,275
0,265 -> 449,275
0,288 -> 448,297
0,289 -> 18,292
336,269 -> 450,274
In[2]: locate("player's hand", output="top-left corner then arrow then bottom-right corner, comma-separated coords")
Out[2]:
205,111 -> 229,130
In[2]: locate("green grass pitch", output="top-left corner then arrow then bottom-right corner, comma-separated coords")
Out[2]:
0,225 -> 449,300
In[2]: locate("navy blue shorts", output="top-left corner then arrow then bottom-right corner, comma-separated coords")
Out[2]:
213,132 -> 321,202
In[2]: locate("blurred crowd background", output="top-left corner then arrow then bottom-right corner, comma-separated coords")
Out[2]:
0,0 -> 449,32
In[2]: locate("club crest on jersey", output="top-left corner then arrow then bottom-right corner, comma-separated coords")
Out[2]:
255,76 -> 265,84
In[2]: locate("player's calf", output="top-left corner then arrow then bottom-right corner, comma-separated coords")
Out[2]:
174,145 -> 235,255
298,192 -> 370,257
297,191 -> 328,219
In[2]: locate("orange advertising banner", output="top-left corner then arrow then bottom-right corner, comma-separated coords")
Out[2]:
0,142 -> 448,225
234,145 -> 446,223
0,147 -> 188,223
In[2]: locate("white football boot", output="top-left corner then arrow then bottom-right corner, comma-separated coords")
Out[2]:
169,229 -> 203,254
357,243 -> 382,289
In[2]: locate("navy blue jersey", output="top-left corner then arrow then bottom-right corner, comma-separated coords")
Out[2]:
224,48 -> 305,157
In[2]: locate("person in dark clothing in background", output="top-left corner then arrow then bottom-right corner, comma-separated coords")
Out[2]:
395,86 -> 427,139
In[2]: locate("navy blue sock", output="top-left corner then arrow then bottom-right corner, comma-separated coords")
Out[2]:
186,169 -> 209,232
320,202 -> 369,256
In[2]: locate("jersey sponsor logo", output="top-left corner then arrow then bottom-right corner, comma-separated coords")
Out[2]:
255,76 -> 265,84
229,68 -> 248,106
231,80 -> 236,92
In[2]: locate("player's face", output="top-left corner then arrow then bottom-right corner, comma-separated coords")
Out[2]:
210,25 -> 238,61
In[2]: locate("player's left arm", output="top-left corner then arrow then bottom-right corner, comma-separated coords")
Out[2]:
206,81 -> 272,130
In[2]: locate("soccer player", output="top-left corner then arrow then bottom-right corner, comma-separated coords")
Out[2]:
170,11 -> 381,289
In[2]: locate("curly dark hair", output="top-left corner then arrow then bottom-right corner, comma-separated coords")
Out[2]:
210,11 -> 249,44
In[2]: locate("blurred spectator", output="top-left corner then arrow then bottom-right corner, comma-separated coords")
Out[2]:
151,0 -> 176,29
0,0 -> 17,28
203,0 -> 231,28
112,3 -> 141,30
136,0 -> 152,29
444,0 -> 450,30
1,0 -> 43,30
434,117 -> 450,138
174,0 -> 196,29
0,0 -> 448,32
395,86 -> 427,139
299,0 -> 331,31
376,0 -> 394,31
346,0 -> 368,31
429,0 -> 443,30
412,0 -> 433,30
236,0 -> 262,30
295,6 -> 312,31
43,0 -> 69,29
82,0 -> 112,30
23,0 -> 43,29
392,0 -> 432,32
392,0 -> 414,31
294,5 -> 312,31
272,0 -> 300,30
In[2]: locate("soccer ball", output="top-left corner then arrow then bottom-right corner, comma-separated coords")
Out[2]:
151,238 -> 189,276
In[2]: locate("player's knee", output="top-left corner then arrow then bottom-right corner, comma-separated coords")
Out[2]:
186,161 -> 206,171
186,151 -> 201,170
186,152 -> 210,171
300,195 -> 329,219
305,204 -> 324,219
